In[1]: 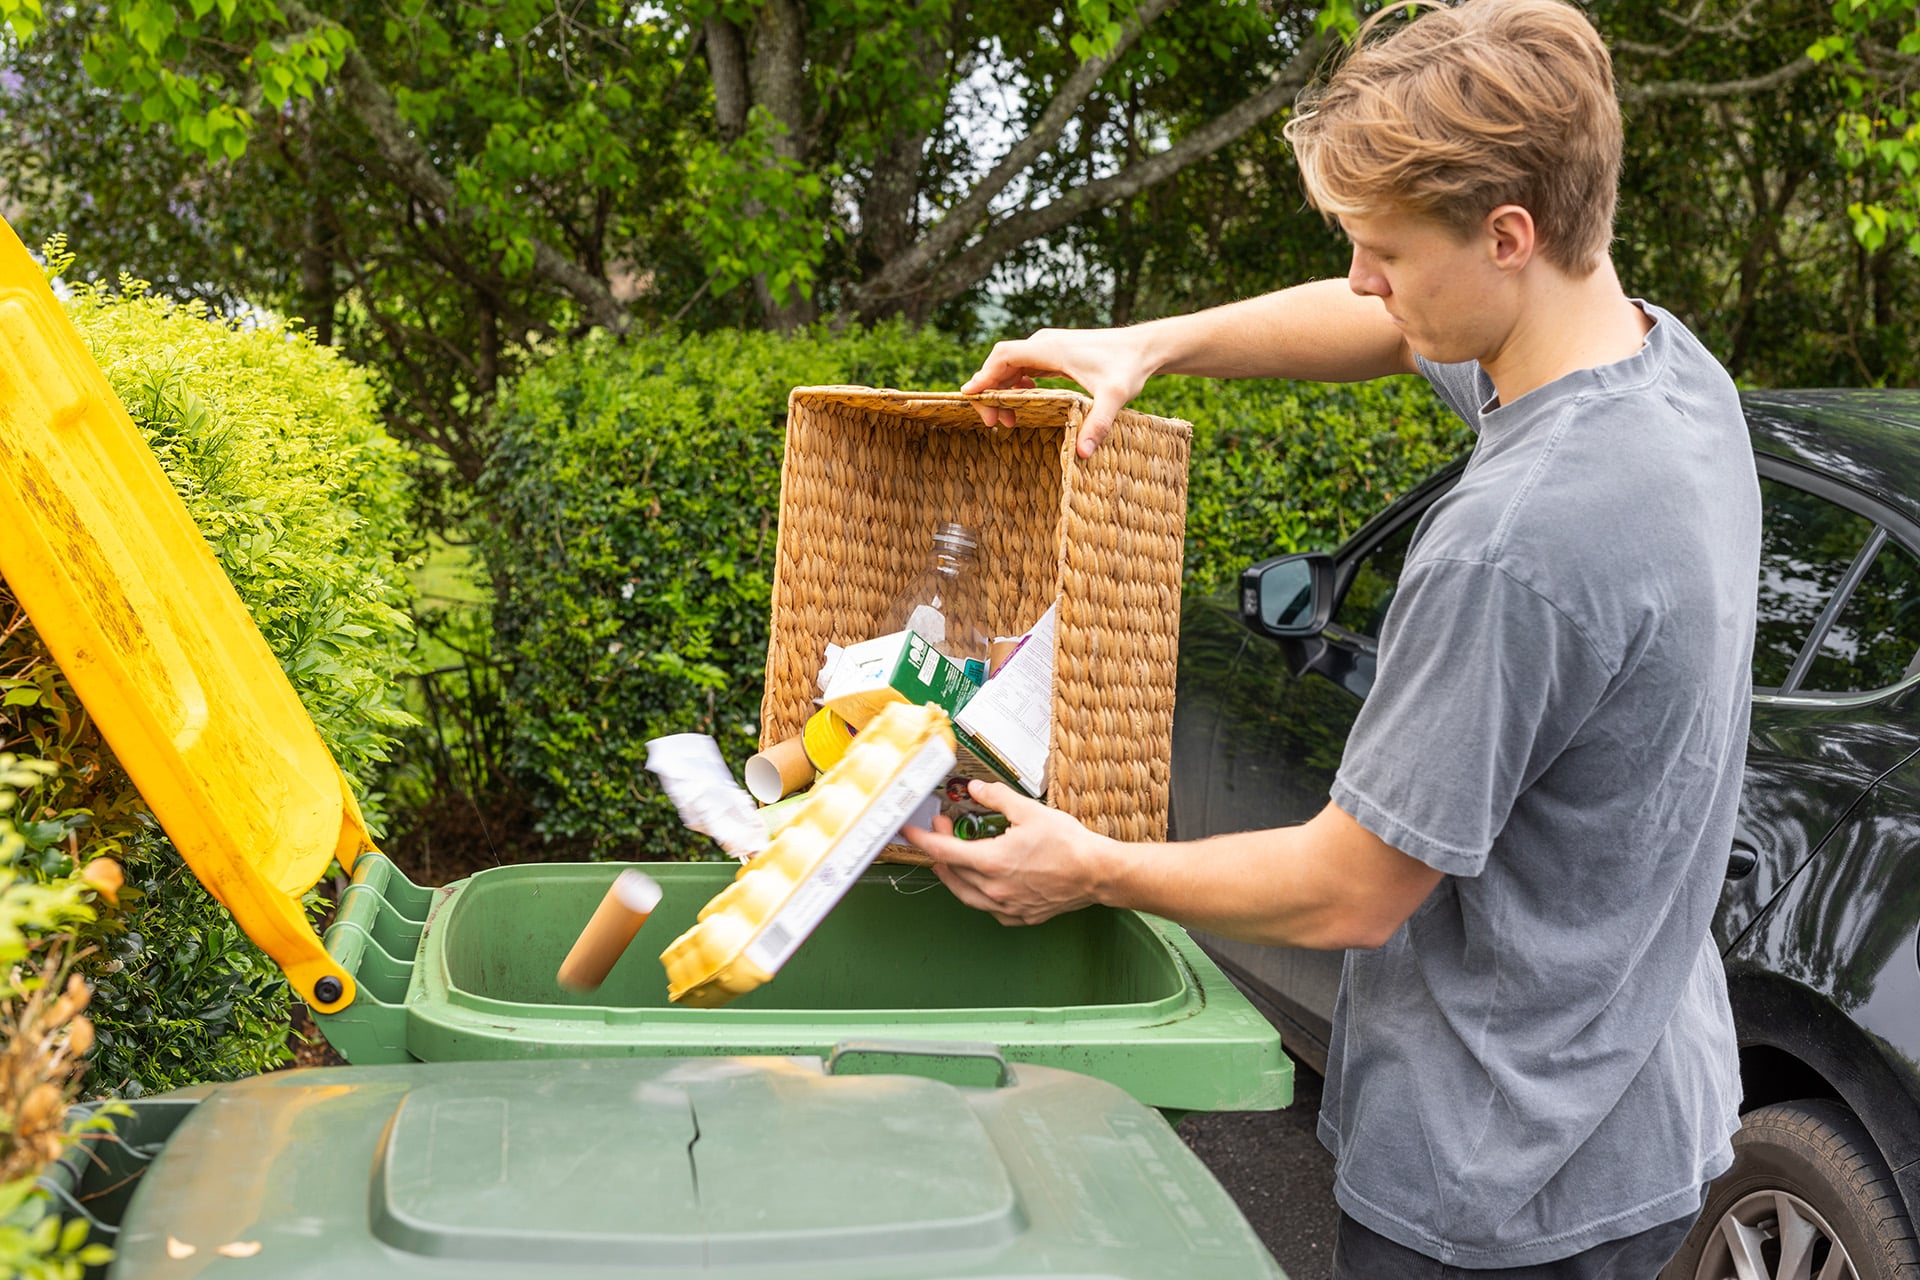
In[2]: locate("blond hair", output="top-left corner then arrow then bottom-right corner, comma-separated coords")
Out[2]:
1283,0 -> 1622,275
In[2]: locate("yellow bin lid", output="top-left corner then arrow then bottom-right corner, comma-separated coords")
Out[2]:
0,216 -> 373,1013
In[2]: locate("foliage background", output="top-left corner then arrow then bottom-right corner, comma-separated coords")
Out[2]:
5,0 -> 1911,546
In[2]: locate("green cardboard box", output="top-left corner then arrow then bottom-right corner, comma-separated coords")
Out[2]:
822,630 -> 1036,817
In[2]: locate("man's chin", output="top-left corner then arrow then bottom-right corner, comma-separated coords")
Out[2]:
1404,334 -> 1470,365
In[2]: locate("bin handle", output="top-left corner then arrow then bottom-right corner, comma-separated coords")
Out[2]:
824,1040 -> 1014,1089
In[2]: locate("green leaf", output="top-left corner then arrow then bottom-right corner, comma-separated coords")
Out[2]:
0,1177 -> 35,1219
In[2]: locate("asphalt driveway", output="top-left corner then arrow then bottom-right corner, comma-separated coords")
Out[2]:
1178,1053 -> 1338,1280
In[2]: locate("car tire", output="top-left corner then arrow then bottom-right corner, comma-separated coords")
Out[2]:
1661,1099 -> 1920,1280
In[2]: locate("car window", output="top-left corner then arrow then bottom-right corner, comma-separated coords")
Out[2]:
1753,477 -> 1877,690
1801,534 -> 1920,692
1333,516 -> 1421,639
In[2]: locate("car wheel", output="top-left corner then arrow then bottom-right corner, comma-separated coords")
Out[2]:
1662,1099 -> 1920,1280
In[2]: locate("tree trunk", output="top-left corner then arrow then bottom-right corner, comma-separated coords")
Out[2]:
1109,87 -> 1144,327
1721,103 -> 1805,379
705,17 -> 750,140
725,0 -> 816,330
299,201 -> 336,348
749,0 -> 808,162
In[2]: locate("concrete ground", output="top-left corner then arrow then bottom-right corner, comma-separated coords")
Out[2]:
1178,1053 -> 1339,1280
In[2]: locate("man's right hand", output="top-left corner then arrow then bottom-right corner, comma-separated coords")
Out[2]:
959,280 -> 1414,457
962,326 -> 1153,459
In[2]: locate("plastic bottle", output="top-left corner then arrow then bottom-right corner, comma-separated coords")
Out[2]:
882,521 -> 991,683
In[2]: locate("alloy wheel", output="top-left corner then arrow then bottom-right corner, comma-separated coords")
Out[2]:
1694,1188 -> 1858,1280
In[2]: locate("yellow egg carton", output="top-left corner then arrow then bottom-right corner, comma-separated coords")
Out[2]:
660,701 -> 958,1007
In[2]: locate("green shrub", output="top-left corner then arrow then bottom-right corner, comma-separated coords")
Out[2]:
485,324 -> 1466,857
0,244 -> 416,1095
1133,375 -> 1469,595
485,324 -> 979,857
63,267 -> 418,808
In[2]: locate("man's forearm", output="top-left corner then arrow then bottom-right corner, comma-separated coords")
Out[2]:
1092,804 -> 1444,950
1130,279 -> 1415,384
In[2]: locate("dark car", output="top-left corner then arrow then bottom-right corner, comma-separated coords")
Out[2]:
1171,389 -> 1920,1280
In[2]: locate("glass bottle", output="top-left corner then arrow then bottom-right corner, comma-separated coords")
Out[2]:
882,521 -> 990,683
952,811 -> 1010,840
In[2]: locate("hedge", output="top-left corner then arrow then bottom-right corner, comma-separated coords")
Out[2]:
485,323 -> 1469,858
1134,375 -> 1472,595
0,244 -> 417,1099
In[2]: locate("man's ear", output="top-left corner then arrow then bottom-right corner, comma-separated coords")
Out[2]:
1484,204 -> 1536,273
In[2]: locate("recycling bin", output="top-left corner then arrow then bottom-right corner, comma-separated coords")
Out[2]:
317,855 -> 1293,1113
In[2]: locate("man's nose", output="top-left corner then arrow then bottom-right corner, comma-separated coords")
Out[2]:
1348,255 -> 1385,298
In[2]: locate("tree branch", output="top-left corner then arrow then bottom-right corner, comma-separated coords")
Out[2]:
1619,54 -> 1816,103
854,0 -> 1178,304
863,31 -> 1332,316
282,0 -> 629,333
1610,0 -> 1769,51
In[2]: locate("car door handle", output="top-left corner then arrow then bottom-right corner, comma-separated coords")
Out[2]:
1727,840 -> 1759,880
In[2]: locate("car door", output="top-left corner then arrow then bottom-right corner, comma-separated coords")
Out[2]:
1723,457 -> 1920,951
1182,473 -> 1453,1071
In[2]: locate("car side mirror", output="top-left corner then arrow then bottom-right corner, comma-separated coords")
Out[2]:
1239,552 -> 1335,639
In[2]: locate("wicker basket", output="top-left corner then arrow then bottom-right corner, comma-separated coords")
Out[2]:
762,387 -> 1192,864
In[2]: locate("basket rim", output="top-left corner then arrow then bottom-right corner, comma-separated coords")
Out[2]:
790,384 -> 1088,407
786,384 -> 1192,436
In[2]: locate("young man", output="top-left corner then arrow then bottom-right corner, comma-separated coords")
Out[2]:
904,1 -> 1756,1275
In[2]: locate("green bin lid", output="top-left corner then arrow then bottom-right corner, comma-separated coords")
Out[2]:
99,1053 -> 1286,1278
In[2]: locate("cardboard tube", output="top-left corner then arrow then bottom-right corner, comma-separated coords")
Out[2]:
557,870 -> 664,991
988,637 -> 1021,675
744,735 -> 815,803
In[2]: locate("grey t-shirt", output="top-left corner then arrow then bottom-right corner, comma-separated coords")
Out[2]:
1320,303 -> 1753,1268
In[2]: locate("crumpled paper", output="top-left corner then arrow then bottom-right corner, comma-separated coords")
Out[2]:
814,642 -> 845,704
644,734 -> 769,860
